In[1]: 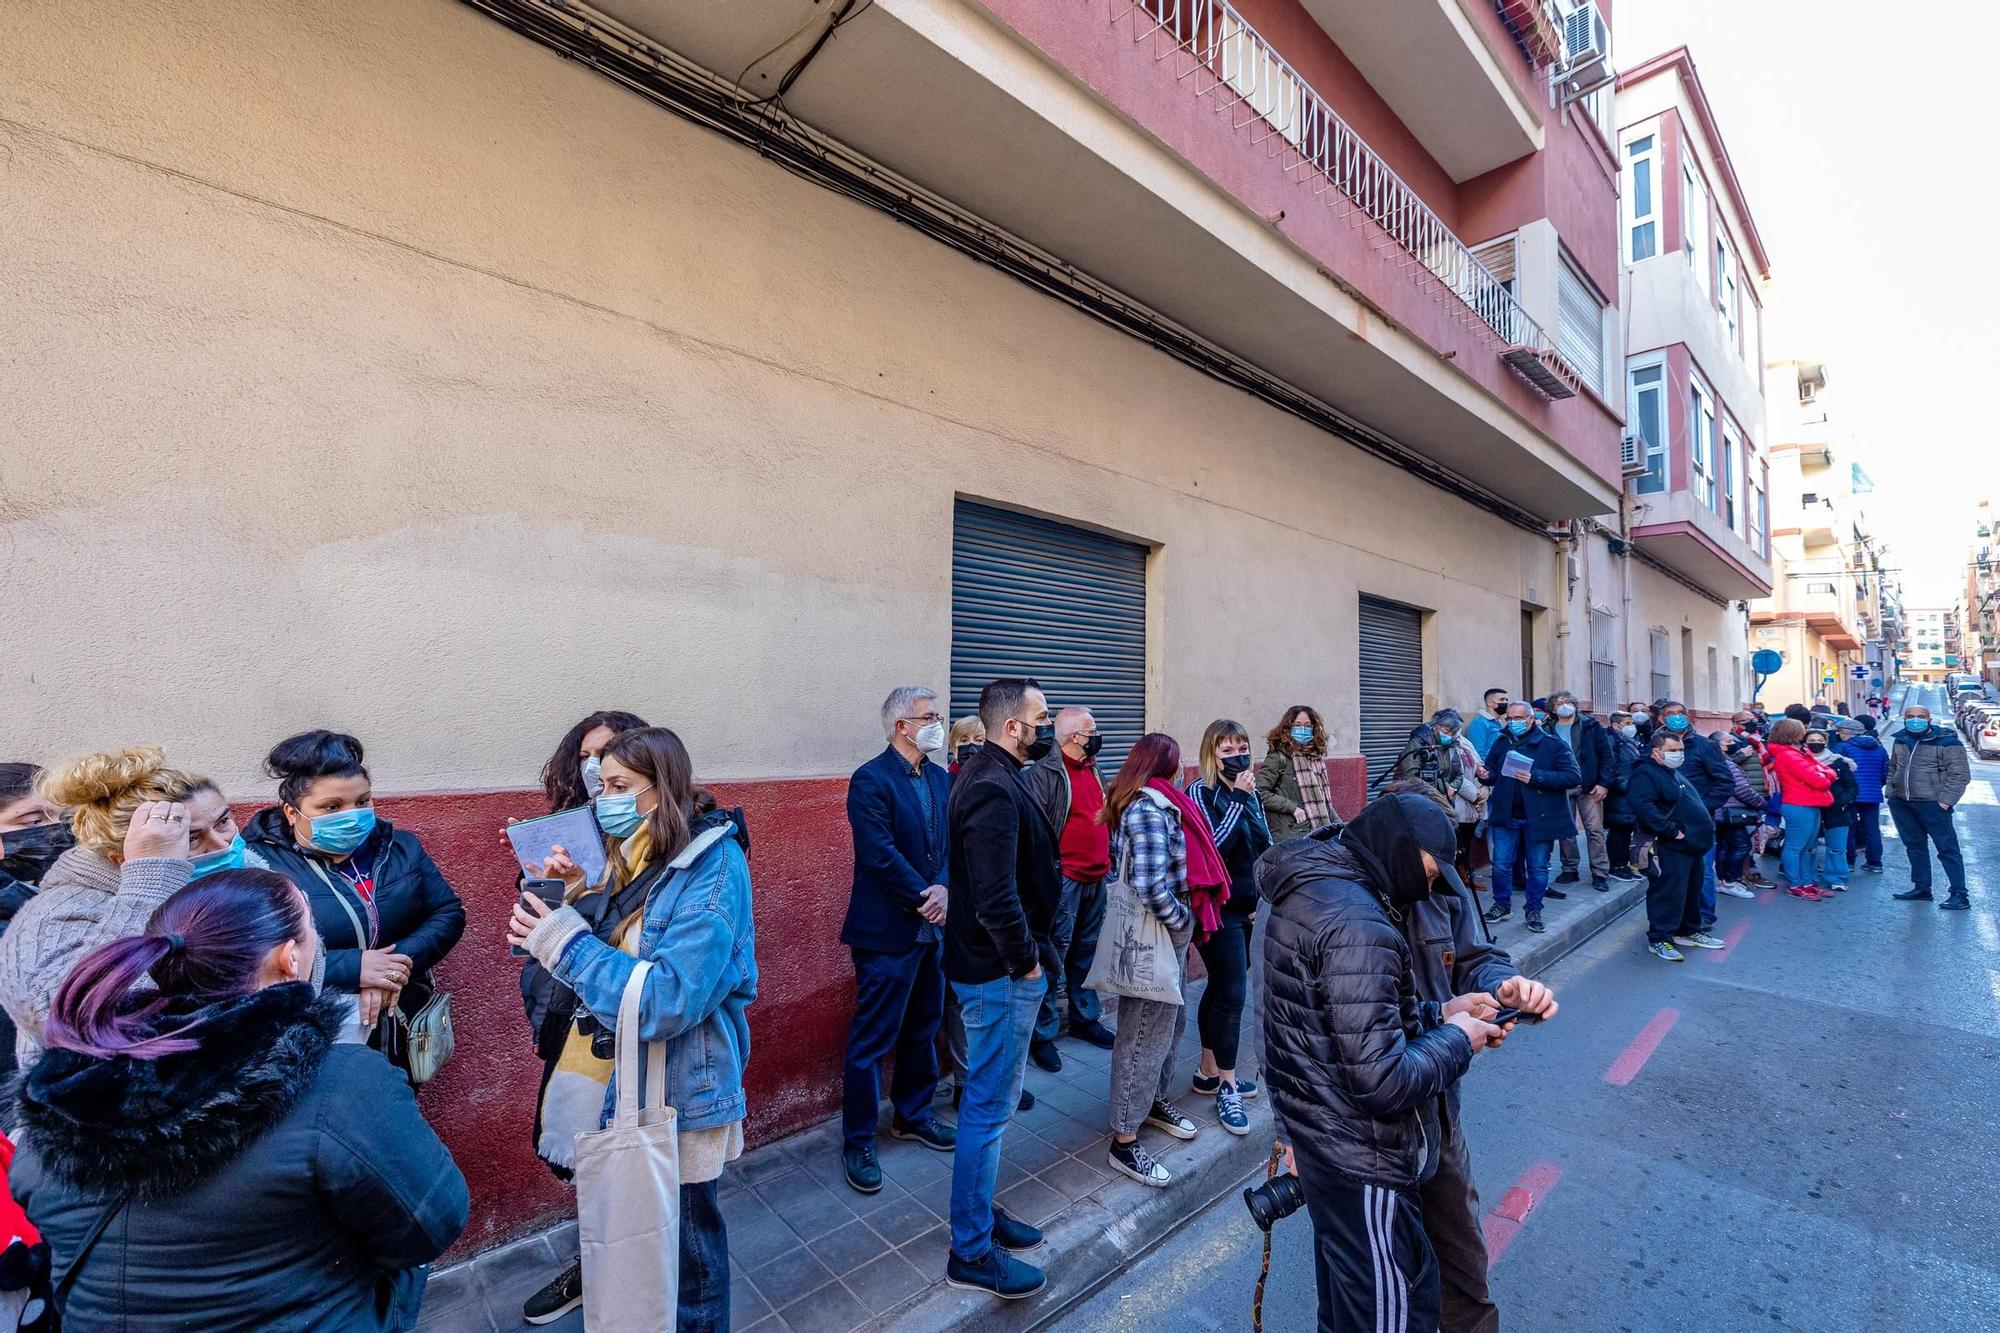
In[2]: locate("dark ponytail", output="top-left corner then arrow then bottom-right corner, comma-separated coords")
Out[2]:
45,868 -> 312,1060
265,729 -> 368,809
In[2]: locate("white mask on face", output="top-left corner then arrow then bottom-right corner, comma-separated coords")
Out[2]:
581,755 -> 605,798
915,720 -> 947,752
1618,724 -> 1638,739
1661,751 -> 1686,769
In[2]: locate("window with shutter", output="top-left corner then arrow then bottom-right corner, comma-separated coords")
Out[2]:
1556,259 -> 1605,397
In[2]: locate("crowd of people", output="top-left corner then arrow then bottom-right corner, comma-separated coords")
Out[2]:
0,677 -> 1973,1331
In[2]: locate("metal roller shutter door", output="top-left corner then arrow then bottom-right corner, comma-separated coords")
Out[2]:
1358,595 -> 1425,784
951,501 -> 1147,774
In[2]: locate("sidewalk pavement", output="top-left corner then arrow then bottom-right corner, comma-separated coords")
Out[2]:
417,869 -> 1640,1333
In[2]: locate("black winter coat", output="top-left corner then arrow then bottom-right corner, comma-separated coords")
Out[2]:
1545,714 -> 1614,790
10,984 -> 468,1331
1255,834 -> 1473,1190
1602,732 -> 1642,826
244,808 -> 466,996
1668,729 -> 1738,814
1402,871 -> 1516,1116
944,743 -> 1060,985
1625,759 -> 1716,853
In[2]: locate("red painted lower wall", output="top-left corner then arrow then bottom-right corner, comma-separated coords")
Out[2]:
301,757 -> 1372,1260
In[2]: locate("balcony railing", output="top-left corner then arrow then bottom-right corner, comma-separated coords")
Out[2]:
1116,0 -> 1574,397
1495,1 -> 1567,68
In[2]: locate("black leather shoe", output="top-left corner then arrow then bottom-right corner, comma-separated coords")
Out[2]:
1068,1020 -> 1116,1049
1543,886 -> 1569,900
1940,896 -> 1971,911
891,1116 -> 957,1152
1893,888 -> 1935,902
1554,870 -> 1581,884
991,1206 -> 1045,1252
843,1145 -> 882,1194
1029,1040 -> 1062,1073
1018,1087 -> 1035,1111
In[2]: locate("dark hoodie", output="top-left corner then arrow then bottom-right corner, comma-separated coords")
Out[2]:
9,983 -> 467,1330
1256,795 -> 1473,1191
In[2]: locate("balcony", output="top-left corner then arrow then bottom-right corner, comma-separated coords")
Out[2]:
1629,489 -> 1774,600
1294,0 -> 1546,181
574,0 -> 1620,517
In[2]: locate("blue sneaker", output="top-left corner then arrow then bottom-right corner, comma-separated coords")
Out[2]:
1215,1083 -> 1250,1136
946,1247 -> 1047,1300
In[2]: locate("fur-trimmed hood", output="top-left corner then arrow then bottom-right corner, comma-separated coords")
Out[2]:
15,983 -> 346,1201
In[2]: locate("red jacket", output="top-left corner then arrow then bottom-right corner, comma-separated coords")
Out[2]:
1767,743 -> 1834,808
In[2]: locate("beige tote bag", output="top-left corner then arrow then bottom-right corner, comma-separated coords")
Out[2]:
575,960 -> 681,1332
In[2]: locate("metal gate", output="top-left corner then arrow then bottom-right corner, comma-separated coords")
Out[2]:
950,501 -> 1147,773
1358,595 -> 1425,784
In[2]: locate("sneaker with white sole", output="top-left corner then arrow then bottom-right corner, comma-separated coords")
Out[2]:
1144,1100 -> 1198,1140
1648,941 -> 1685,962
1673,932 -> 1726,950
523,1257 -> 584,1325
1215,1083 -> 1249,1136
1716,880 -> 1756,899
1108,1138 -> 1172,1187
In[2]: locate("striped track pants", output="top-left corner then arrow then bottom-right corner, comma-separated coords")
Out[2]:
1302,1174 -> 1442,1332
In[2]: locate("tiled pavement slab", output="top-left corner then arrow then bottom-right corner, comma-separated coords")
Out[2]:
421,860 -> 1637,1332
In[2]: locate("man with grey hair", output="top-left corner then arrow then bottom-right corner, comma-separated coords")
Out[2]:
838,685 -> 958,1194
1022,706 -> 1116,1070
1545,689 -> 1615,891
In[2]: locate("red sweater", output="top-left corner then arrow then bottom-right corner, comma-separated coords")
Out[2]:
1768,743 -> 1834,808
1059,753 -> 1112,881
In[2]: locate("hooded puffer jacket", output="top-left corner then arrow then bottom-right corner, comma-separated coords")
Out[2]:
1256,809 -> 1473,1190
1836,733 -> 1888,803
9,984 -> 468,1330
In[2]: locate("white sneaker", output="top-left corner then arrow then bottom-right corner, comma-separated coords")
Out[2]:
1716,881 -> 1756,899
1673,932 -> 1726,950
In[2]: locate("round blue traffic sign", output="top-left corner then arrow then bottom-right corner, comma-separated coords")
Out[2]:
1751,649 -> 1784,675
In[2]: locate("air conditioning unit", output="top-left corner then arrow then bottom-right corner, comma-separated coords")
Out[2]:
1619,431 -> 1647,477
1561,3 -> 1611,93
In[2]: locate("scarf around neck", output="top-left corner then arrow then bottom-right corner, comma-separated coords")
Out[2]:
1145,778 -> 1231,941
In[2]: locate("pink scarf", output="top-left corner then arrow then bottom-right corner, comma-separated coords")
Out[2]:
1147,778 -> 1229,941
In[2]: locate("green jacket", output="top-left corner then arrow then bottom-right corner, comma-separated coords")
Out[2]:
1256,748 -> 1332,841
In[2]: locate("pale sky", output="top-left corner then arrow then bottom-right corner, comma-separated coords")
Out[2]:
1618,0 -> 1991,607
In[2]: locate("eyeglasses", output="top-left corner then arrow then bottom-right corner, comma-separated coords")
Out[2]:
902,712 -> 943,725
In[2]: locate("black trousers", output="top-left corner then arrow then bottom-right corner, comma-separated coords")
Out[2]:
1645,845 -> 1704,945
842,940 -> 944,1148
1418,1117 -> 1498,1333
1606,821 -> 1633,870
1299,1159 -> 1442,1332
1193,912 -> 1253,1070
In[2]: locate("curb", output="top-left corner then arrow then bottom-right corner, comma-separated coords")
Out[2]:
884,879 -> 1646,1332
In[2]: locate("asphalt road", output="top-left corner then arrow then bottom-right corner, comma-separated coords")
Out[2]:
1052,681 -> 2000,1333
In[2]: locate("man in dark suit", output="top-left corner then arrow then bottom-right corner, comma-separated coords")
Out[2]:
839,686 -> 959,1194
941,677 -> 1060,1300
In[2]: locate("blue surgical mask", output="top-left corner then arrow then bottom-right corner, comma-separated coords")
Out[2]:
1664,714 -> 1691,733
594,786 -> 653,839
581,755 -> 605,799
188,833 -> 246,880
305,808 -> 376,855
1290,725 -> 1315,746
1556,704 -> 1577,719
1435,728 -> 1456,743
1905,718 -> 1930,734
1506,719 -> 1531,737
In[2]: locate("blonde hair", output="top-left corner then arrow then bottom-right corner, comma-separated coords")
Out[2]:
948,716 -> 986,751
37,747 -> 216,859
1197,718 -> 1251,786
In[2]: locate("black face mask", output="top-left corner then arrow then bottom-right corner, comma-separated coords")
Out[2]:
955,744 -> 978,765
0,820 -> 74,884
1492,701 -> 1510,716
1023,722 -> 1056,761
1220,753 -> 1252,778
1806,743 -> 1827,754
1081,734 -> 1104,761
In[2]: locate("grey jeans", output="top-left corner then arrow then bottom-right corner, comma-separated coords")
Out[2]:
1108,913 -> 1194,1136
1557,789 -> 1610,878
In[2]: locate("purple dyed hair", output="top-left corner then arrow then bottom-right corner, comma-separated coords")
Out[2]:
44,867 -> 313,1060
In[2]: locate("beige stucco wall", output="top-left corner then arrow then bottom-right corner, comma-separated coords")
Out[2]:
2,0 -> 1562,794
1555,532 -> 1748,713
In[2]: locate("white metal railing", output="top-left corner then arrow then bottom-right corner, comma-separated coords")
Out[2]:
1114,0 -> 1554,356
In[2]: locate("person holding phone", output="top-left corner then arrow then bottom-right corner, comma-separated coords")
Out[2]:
510,726 -> 756,1332
1627,730 -> 1722,961
243,732 -> 465,1044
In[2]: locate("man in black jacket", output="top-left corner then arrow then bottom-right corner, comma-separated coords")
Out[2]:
941,678 -> 1060,1300
1259,795 -> 1503,1332
1656,701 -> 1735,938
1545,691 -> 1614,891
1625,730 -> 1722,962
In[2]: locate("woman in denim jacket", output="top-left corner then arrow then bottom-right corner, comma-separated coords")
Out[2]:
512,726 -> 757,1332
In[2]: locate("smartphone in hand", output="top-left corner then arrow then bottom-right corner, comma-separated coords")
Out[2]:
509,878 -> 570,958
1489,1006 -> 1543,1027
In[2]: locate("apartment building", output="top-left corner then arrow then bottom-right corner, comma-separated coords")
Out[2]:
1904,606 -> 1962,685
4,0 -> 1631,1251
1966,499 -> 1998,686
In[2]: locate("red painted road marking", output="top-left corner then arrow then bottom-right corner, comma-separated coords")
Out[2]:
1481,1161 -> 1564,1267
1705,919 -> 1752,963
1604,1008 -> 1680,1087
1755,888 -> 1777,904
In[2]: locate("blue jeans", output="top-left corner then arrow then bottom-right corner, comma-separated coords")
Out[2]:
1698,844 -> 1717,930
679,1179 -> 730,1333
949,975 -> 1041,1262
1780,804 -> 1823,887
843,941 -> 944,1149
1887,796 -> 1967,896
1849,802 -> 1884,869
1815,820 -> 1850,884
1488,824 -> 1550,912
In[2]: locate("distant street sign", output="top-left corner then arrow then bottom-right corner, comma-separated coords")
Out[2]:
1850,666 -> 1868,679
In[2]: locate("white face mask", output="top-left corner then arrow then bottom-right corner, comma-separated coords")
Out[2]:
1618,725 -> 1638,739
581,754 -> 605,799
914,720 -> 947,752
1661,751 -> 1686,769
